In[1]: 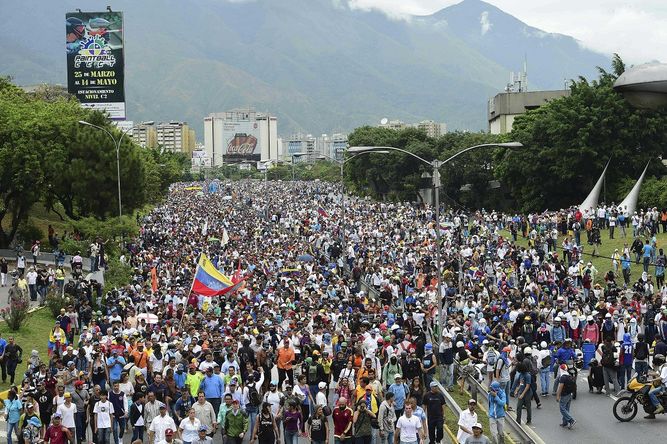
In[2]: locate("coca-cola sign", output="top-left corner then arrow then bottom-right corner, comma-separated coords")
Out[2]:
226,133 -> 258,155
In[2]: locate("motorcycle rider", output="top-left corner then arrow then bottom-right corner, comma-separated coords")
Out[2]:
646,354 -> 667,419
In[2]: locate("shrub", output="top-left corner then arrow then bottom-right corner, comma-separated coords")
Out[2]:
2,290 -> 32,331
104,257 -> 133,289
45,288 -> 72,318
16,220 -> 44,249
59,238 -> 88,255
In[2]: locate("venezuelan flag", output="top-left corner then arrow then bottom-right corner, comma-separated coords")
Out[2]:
191,254 -> 235,296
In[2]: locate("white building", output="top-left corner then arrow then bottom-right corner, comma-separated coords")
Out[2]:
317,133 -> 348,161
203,109 -> 278,166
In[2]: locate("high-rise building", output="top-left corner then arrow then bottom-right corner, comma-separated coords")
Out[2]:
131,123 -> 158,148
204,109 -> 278,166
284,133 -> 317,162
487,90 -> 570,134
130,121 -> 195,152
416,120 -> 445,138
379,118 -> 446,137
317,133 -> 348,161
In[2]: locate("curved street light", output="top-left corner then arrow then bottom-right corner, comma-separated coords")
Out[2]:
348,142 -> 524,332
314,150 -> 389,252
79,120 -> 154,218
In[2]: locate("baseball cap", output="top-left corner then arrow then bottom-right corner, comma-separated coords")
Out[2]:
53,412 -> 62,419
318,382 -> 327,389
472,422 -> 482,430
64,392 -> 72,398
165,429 -> 174,436
430,381 -> 438,388
199,425 -> 209,432
159,402 -> 167,409
394,374 -> 402,380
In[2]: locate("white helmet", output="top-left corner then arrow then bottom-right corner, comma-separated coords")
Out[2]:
456,341 -> 465,348
540,341 -> 547,349
554,316 -> 561,322
524,347 -> 533,355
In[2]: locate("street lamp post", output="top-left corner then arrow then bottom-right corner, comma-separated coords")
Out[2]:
349,142 -> 523,334
79,120 -> 154,218
291,152 -> 309,181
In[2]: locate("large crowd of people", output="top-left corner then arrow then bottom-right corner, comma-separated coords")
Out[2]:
2,179 -> 666,444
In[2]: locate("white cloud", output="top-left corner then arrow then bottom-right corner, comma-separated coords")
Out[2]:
342,0 -> 667,64
480,11 -> 492,36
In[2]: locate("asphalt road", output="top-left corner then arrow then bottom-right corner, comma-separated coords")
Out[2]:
507,368 -> 667,444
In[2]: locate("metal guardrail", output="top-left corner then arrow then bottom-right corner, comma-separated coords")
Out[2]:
454,361 -> 545,444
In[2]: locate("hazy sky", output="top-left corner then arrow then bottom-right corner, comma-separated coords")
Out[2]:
346,0 -> 666,64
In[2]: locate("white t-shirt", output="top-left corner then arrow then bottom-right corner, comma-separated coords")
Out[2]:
397,414 -> 422,442
179,417 -> 202,442
93,400 -> 114,428
57,402 -> 77,428
150,415 -> 177,443
456,408 -> 478,444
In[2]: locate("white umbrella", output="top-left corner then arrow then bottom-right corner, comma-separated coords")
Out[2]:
137,313 -> 159,324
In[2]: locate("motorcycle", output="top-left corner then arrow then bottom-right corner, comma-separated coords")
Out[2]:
613,377 -> 667,422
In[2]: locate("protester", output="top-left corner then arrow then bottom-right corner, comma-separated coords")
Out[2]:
3,180 -> 665,444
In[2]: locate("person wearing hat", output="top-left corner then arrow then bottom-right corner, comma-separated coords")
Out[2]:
421,343 -> 438,388
465,423 -> 490,444
56,391 -> 77,442
454,395 -> 478,444
45,412 -> 73,444
423,381 -> 446,444
555,364 -> 577,429
388,374 -> 410,419
22,416 -> 42,444
157,428 -> 178,444
200,365 -> 224,416
149,401 -> 178,443
192,425 -> 213,444
222,399 -> 248,444
487,381 -> 507,444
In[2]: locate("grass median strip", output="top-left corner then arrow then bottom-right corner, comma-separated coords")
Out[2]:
0,307 -> 52,392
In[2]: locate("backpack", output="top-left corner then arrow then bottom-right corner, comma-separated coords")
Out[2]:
529,356 -> 539,375
308,365 -> 319,384
541,354 -> 552,368
601,345 -> 615,367
486,351 -> 498,367
524,323 -> 534,334
248,384 -> 261,407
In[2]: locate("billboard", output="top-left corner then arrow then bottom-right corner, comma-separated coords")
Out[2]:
222,120 -> 261,163
66,11 -> 125,119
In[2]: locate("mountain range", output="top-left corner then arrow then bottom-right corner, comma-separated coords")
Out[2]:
0,0 -> 610,136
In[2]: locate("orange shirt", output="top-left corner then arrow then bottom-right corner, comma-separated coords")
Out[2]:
131,350 -> 149,369
277,347 -> 295,370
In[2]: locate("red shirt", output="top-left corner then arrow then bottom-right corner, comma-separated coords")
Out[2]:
45,425 -> 70,444
332,406 -> 353,437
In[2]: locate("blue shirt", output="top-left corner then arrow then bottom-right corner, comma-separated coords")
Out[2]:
106,355 -> 126,382
201,374 -> 225,399
388,383 -> 409,409
4,399 -> 22,423
517,372 -> 532,392
643,244 -> 654,258
174,371 -> 187,389
0,338 -> 7,355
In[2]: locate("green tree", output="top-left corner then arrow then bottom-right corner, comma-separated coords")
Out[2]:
0,80 -> 53,246
496,55 -> 667,212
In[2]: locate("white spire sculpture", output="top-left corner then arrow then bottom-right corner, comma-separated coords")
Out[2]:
618,161 -> 650,216
580,159 -> 610,213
